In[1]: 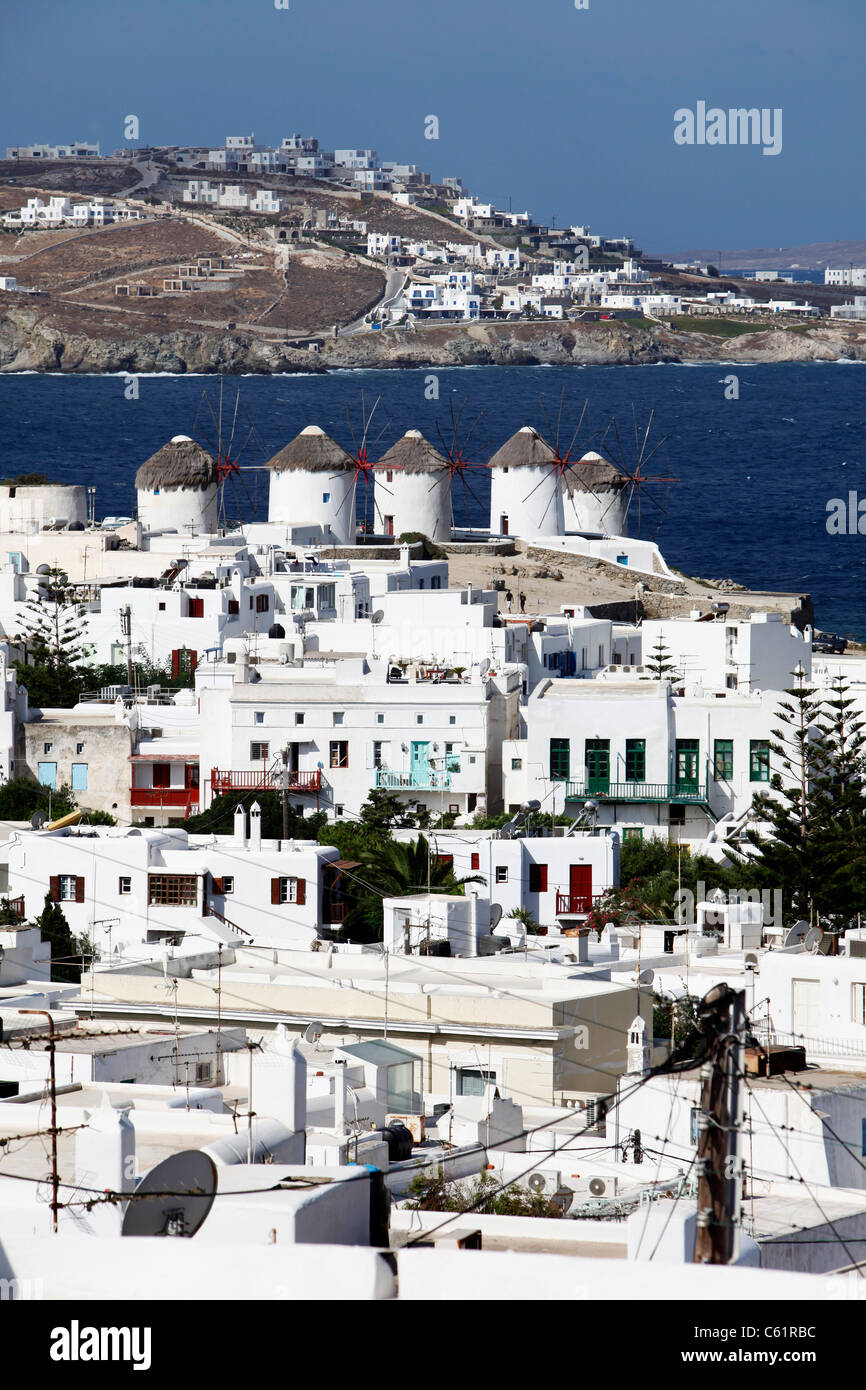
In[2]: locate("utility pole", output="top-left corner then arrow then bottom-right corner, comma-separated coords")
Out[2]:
22,1010 -> 59,1232
120,604 -> 132,687
693,985 -> 746,1265
280,745 -> 289,841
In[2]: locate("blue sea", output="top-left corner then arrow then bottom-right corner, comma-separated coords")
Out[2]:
1,363 -> 865,636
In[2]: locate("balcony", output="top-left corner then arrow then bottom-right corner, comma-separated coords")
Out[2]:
555,892 -> 604,916
375,769 -> 452,792
563,781 -> 710,806
131,788 -> 199,813
1,895 -> 25,920
210,768 -> 322,795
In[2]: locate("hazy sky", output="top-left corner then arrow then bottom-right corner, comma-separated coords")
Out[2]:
2,0 -> 863,251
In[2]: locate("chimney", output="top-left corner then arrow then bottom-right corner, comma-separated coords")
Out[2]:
234,803 -> 246,847
249,800 -> 262,851
333,1059 -> 347,1135
75,1096 -> 135,1236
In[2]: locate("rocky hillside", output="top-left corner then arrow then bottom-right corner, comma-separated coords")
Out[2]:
1,306 -> 864,374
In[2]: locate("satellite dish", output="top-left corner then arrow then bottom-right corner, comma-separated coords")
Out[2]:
528,1173 -> 547,1193
816,934 -> 833,956
479,658 -> 491,675
489,903 -> 503,930
371,610 -> 385,625
745,951 -> 759,968
303,1020 -> 323,1045
522,799 -> 542,812
636,968 -> 654,986
804,927 -> 824,954
588,1177 -> 607,1197
30,810 -> 46,830
121,1151 -> 216,1238
783,920 -> 809,949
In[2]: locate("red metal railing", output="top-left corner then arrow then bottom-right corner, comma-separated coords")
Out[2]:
324,900 -> 349,924
3,895 -> 25,920
131,788 -> 199,813
210,768 -> 322,794
555,892 -> 597,916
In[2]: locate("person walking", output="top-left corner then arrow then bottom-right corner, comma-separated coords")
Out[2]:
519,592 -> 526,614
505,589 -> 513,614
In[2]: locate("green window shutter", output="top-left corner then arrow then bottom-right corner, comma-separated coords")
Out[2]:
625,738 -> 646,782
549,737 -> 570,781
713,739 -> 733,781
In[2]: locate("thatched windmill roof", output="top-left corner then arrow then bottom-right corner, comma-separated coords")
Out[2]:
376,430 -> 450,475
563,450 -> 628,496
488,426 -> 556,469
266,424 -> 355,474
135,436 -> 218,493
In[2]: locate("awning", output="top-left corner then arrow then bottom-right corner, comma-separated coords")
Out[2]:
129,754 -> 199,762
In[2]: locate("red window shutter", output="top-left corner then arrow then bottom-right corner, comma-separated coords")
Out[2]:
471,853 -> 480,871
296,878 -> 306,906
212,876 -> 223,895
529,863 -> 548,893
190,651 -> 198,674
171,649 -> 180,681
201,873 -> 209,915
49,875 -> 59,902
75,877 -> 85,903
271,877 -> 281,905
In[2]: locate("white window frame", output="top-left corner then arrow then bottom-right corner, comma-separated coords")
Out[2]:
58,874 -> 77,902
853,982 -> 866,1026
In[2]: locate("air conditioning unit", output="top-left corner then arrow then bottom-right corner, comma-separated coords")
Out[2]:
386,1113 -> 425,1143
587,1175 -> 617,1198
526,1169 -> 562,1194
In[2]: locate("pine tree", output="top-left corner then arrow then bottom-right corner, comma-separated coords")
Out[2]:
33,891 -> 80,983
13,569 -> 88,707
645,637 -> 680,681
808,675 -> 866,934
744,668 -> 825,921
747,674 -> 866,935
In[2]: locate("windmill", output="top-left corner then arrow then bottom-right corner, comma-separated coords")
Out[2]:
434,397 -> 491,535
523,391 -> 678,540
343,389 -> 393,536
191,377 -> 265,529
503,390 -> 617,536
597,405 -> 678,540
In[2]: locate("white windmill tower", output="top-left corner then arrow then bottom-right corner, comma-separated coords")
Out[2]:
265,425 -> 358,545
487,425 -> 563,539
374,429 -> 452,542
135,435 -> 219,536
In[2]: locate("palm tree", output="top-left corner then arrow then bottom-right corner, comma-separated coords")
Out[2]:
361,834 -> 484,900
